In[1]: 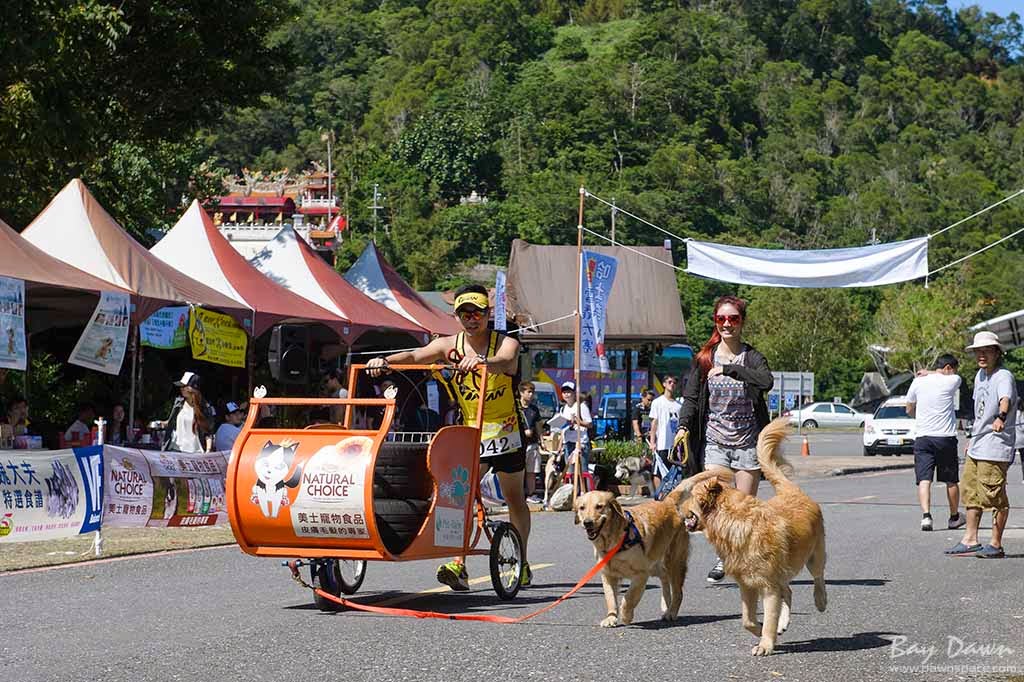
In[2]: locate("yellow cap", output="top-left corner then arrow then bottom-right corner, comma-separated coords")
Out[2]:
454,292 -> 489,311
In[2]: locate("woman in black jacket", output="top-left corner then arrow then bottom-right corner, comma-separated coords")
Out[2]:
677,295 -> 773,583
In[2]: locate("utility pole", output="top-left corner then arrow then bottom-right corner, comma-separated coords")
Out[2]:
867,228 -> 880,246
610,197 -> 617,244
321,131 -> 334,227
369,183 -> 384,238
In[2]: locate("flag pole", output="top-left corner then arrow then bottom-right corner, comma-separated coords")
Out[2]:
573,187 -> 585,503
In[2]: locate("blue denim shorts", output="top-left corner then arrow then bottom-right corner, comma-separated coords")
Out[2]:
704,441 -> 760,471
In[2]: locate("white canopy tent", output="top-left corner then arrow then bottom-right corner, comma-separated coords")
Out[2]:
970,309 -> 1024,351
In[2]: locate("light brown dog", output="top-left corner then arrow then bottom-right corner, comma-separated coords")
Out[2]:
575,486 -> 690,627
681,419 -> 827,656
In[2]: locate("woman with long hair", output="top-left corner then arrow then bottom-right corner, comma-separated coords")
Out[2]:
106,403 -> 129,445
677,295 -> 773,583
163,372 -> 213,453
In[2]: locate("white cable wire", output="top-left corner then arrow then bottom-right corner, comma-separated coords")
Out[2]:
929,188 -> 1024,239
582,227 -> 687,272
927,224 -> 1024,276
585,190 -> 689,244
344,311 -> 579,356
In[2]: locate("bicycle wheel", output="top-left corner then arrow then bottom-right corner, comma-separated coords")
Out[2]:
338,559 -> 367,595
311,560 -> 345,612
489,521 -> 523,601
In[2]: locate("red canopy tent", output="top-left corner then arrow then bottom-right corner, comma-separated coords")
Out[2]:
20,179 -> 248,322
343,242 -> 460,336
0,217 -> 133,330
151,201 -> 349,337
249,225 -> 428,345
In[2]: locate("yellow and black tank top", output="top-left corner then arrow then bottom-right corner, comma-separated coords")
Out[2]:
453,331 -> 522,458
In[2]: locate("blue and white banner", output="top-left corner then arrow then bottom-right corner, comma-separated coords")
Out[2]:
69,291 -> 131,375
494,270 -> 507,332
579,251 -> 618,373
0,447 -> 103,543
0,275 -> 27,371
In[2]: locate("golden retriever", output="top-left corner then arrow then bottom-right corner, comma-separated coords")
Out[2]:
575,486 -> 690,627
681,419 -> 827,656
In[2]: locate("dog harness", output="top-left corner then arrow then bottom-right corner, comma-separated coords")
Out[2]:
622,511 -> 645,552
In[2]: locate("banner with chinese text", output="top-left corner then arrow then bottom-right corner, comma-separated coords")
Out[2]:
103,447 -> 229,528
578,251 -> 618,373
189,307 -> 247,368
0,276 -> 27,371
140,306 -> 189,350
0,447 -> 103,543
69,291 -> 131,374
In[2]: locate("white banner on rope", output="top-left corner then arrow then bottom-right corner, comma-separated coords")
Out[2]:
686,237 -> 929,288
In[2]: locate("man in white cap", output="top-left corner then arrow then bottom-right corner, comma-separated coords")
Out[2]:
944,331 -> 1017,559
558,380 -> 592,473
215,401 -> 247,452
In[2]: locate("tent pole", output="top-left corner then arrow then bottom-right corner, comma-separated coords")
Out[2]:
624,347 -> 632,440
573,186 -> 585,503
128,325 -> 138,433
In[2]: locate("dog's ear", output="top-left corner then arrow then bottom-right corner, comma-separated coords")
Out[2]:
608,495 -> 624,520
704,478 -> 724,504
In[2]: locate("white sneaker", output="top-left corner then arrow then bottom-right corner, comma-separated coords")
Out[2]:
921,516 -> 933,531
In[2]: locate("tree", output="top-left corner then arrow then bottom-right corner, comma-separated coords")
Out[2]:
871,275 -> 985,373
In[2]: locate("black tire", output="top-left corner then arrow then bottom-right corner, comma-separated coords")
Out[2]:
374,498 -> 431,555
312,560 -> 346,611
802,420 -> 818,429
863,447 -> 875,457
373,442 -> 432,499
489,522 -> 523,600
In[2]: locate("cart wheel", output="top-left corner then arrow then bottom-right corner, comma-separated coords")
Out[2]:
311,559 -> 366,611
338,560 -> 367,595
489,522 -> 523,601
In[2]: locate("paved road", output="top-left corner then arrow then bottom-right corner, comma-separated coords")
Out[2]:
797,429 -> 969,459
4,468 -> 1023,682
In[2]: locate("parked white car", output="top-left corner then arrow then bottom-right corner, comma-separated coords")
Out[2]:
862,397 -> 916,456
785,401 -> 869,428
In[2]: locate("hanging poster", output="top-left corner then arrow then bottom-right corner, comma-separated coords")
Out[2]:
0,446 -> 103,543
68,291 -> 131,374
140,306 -> 189,350
0,276 -> 26,371
188,306 -> 247,368
579,251 -> 618,373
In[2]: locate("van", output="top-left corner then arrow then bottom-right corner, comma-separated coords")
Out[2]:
594,393 -> 642,439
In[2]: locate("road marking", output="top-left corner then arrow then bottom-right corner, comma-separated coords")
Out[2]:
374,562 -> 555,607
843,495 -> 878,502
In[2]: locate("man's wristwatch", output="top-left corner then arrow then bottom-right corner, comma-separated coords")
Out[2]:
997,411 -> 1008,422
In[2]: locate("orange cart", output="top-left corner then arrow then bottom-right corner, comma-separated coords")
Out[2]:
225,364 -> 524,610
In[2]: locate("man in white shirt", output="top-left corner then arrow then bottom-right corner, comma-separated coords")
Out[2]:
945,331 -> 1017,559
559,381 -> 592,472
64,403 -> 96,445
214,402 -> 246,452
906,354 -> 966,532
648,376 -> 682,490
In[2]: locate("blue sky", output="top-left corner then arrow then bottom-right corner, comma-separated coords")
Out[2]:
952,0 -> 1020,18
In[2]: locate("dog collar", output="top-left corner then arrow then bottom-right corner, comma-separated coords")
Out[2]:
622,511 -> 645,552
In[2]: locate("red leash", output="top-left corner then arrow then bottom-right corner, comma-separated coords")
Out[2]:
308,533 -> 626,623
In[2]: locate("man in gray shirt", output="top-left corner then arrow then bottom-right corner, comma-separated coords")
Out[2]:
945,331 -> 1017,559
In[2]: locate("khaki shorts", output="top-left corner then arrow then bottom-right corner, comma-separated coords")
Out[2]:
961,456 -> 1010,511
525,443 -> 541,473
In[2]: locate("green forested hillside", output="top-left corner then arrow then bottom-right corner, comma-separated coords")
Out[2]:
3,1 -> 1024,397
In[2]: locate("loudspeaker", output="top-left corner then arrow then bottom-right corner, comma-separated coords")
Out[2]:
269,324 -> 310,384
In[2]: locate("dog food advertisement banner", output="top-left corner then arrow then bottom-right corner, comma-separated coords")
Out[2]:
188,306 -> 247,368
288,437 -> 372,539
579,251 -> 618,374
102,447 -> 229,529
140,306 -> 189,350
0,276 -> 27,371
68,291 -> 131,375
0,447 -> 103,543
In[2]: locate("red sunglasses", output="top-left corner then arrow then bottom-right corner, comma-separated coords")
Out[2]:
714,314 -> 742,325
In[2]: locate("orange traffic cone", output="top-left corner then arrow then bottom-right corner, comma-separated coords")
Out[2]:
801,435 -> 811,457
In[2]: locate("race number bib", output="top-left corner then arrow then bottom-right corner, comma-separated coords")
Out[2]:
479,422 -> 522,458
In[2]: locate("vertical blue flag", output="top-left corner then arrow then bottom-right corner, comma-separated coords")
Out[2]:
579,251 -> 618,373
494,270 -> 507,332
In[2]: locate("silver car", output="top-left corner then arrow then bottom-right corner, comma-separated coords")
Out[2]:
786,402 -> 868,428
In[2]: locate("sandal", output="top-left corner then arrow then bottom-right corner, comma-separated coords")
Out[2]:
944,542 -> 983,556
975,544 -> 1005,559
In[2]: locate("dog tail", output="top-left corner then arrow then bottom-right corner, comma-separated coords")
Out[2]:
757,418 -> 795,491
